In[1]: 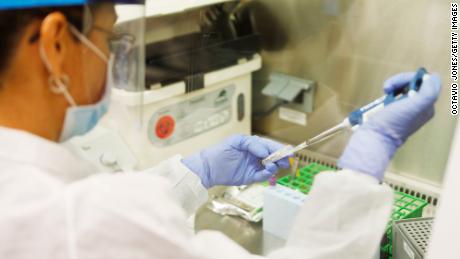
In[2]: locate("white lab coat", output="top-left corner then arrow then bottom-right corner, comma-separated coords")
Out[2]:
0,127 -> 393,259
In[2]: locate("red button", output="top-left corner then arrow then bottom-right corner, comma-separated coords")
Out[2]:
155,115 -> 175,139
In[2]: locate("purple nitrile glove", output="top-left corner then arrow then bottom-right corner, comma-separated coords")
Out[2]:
338,72 -> 441,181
182,135 -> 291,188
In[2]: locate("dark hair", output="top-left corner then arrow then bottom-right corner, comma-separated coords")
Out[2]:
0,5 -> 98,74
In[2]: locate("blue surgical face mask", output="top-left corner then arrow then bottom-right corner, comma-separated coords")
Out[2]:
58,78 -> 111,142
40,25 -> 111,142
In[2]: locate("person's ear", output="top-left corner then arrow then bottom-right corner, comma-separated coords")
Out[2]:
39,12 -> 69,77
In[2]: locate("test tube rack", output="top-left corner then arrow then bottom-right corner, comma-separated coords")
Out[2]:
276,162 -> 334,194
381,192 -> 428,259
264,163 -> 428,259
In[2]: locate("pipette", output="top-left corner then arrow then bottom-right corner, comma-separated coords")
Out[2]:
262,68 -> 428,166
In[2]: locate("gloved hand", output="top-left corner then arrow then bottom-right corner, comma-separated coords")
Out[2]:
182,135 -> 291,188
338,72 -> 441,181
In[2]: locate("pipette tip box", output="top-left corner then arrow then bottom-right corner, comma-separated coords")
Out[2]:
263,163 -> 333,239
263,185 -> 307,239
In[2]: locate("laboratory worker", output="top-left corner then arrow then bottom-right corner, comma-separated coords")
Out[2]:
0,1 -> 441,259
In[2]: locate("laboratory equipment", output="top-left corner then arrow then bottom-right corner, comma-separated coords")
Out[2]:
263,185 -> 307,239
263,163 -> 332,239
290,157 -> 299,183
68,0 -> 262,171
251,0 -> 453,196
276,163 -> 334,194
381,192 -> 428,259
261,72 -> 316,114
264,162 -> 428,256
262,68 -> 428,166
392,218 -> 433,259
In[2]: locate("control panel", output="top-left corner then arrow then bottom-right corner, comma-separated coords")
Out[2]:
147,85 -> 235,147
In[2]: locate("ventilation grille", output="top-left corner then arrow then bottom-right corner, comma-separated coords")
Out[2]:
398,218 -> 434,255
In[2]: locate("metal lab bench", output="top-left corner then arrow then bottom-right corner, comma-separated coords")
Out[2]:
195,205 -> 286,255
194,182 -> 287,256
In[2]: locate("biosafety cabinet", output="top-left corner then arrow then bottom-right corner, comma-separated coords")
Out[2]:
68,0 -> 261,170
248,1 -> 456,257
247,0 -> 456,212
66,1 -> 460,257
69,0 -> 457,208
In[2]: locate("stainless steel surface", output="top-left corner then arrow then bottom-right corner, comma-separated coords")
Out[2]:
393,218 -> 434,259
195,185 -> 287,255
195,205 -> 286,255
250,0 -> 457,186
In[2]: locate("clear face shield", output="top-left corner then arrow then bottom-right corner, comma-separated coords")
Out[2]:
107,1 -> 146,147
49,0 -> 146,100
108,1 -> 145,93
53,0 -> 146,141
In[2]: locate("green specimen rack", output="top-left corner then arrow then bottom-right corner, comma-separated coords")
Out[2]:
277,162 -> 333,195
276,163 -> 428,259
381,192 -> 427,259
